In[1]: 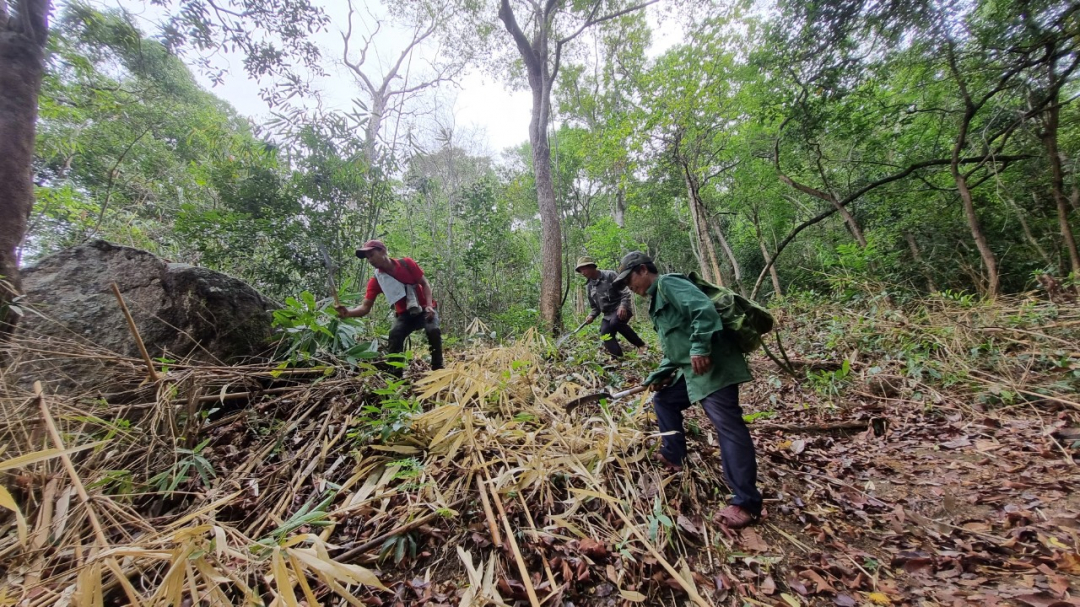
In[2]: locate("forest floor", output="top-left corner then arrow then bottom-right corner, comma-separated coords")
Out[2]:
2,292 -> 1079,606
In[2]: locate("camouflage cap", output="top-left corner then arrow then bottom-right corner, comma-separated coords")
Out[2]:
574,256 -> 599,272
612,251 -> 653,288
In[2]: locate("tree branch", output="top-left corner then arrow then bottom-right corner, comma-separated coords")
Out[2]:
750,154 -> 1033,298
557,0 -> 658,46
499,0 -> 541,74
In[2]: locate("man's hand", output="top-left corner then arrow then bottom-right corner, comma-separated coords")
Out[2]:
691,355 -> 712,375
334,305 -> 351,318
616,307 -> 629,321
648,374 -> 674,392
584,314 -> 597,324
424,305 -> 436,321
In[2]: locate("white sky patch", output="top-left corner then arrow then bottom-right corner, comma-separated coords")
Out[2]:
85,0 -> 685,153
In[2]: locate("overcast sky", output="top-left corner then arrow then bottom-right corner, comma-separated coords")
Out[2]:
95,0 -> 679,155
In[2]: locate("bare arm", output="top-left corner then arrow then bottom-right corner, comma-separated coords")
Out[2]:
337,298 -> 375,318
419,275 -> 434,306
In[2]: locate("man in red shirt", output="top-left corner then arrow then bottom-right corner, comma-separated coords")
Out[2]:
335,240 -> 443,373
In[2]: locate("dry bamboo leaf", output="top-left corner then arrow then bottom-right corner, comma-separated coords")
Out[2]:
620,590 -> 648,602
272,549 -> 301,607
53,485 -> 73,540
288,553 -> 321,606
0,443 -> 103,472
0,485 -> 28,546
289,546 -> 387,591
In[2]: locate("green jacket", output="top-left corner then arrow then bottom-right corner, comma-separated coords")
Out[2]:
644,274 -> 752,403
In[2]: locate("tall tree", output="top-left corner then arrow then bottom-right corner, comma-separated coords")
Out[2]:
0,0 -> 48,339
341,0 -> 472,167
496,0 -> 656,331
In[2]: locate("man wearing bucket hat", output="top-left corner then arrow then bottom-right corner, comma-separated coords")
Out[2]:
574,256 -> 647,358
335,240 -> 443,373
613,251 -> 762,529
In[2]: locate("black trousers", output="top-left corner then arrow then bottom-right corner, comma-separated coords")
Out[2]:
653,378 -> 762,516
599,317 -> 646,357
387,310 -> 443,373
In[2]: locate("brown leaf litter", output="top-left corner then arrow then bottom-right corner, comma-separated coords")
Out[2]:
1,297 -> 1079,606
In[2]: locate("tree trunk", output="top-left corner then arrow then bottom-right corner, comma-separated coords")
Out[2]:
751,210 -> 782,297
949,96 -> 999,297
529,72 -> 563,332
0,0 -> 49,341
953,172 -> 998,296
712,216 -> 743,294
681,165 -> 723,285
613,180 -> 626,228
1041,102 -> 1080,277
904,232 -> 937,293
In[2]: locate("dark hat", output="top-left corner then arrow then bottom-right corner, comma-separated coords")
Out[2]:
355,239 -> 387,259
612,251 -> 653,288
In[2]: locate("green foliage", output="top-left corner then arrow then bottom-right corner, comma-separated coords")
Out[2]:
807,359 -> 853,399
148,439 -> 216,496
271,291 -> 378,365
646,495 -> 674,543
257,491 -> 336,547
347,379 -> 419,443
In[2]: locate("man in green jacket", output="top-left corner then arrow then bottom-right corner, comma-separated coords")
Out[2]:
613,251 -> 763,528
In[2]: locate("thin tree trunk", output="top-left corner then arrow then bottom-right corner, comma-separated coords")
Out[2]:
1014,193 -> 1054,266
945,43 -> 999,297
750,209 -> 782,297
812,148 -> 867,247
904,232 -> 937,293
681,165 -> 723,285
0,0 -> 49,340
712,216 -> 743,294
1041,102 -> 1080,276
614,180 -> 626,228
953,169 -> 998,296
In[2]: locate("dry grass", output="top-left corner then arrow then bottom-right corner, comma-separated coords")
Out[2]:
2,294 -> 1077,606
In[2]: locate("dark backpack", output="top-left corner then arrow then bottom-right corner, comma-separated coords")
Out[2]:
679,272 -> 775,353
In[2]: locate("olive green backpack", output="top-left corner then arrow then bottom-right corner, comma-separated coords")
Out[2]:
659,272 -> 775,353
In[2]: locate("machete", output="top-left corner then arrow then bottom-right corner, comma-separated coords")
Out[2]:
554,320 -> 590,348
564,385 -> 648,413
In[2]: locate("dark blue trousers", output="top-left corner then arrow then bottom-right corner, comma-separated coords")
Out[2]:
653,378 -> 763,516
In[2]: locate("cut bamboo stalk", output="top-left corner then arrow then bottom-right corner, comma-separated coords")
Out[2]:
484,476 -> 541,607
110,283 -> 159,382
23,478 -> 58,594
466,414 -> 504,548
517,491 -> 560,597
36,382 -> 109,553
475,473 -> 504,549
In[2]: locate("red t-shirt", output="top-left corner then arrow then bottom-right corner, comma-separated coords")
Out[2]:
365,257 -> 435,315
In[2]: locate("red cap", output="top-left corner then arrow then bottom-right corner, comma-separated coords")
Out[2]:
355,239 -> 387,258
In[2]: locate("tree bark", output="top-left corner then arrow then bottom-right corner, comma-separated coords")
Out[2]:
613,173 -> 626,228
752,211 -> 783,297
712,216 -> 743,294
681,166 -> 723,286
904,232 -> 937,293
0,0 -> 50,341
1040,91 -> 1080,277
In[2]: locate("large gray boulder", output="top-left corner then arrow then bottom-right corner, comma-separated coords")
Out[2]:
15,241 -> 277,390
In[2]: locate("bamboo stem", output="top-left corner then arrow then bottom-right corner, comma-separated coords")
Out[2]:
486,478 -> 542,607
35,382 -> 109,553
110,283 -> 159,382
